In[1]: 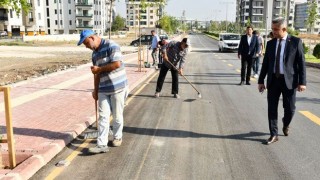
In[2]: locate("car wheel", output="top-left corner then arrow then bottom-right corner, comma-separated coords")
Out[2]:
134,43 -> 138,47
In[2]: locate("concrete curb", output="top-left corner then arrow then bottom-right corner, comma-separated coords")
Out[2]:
0,53 -> 157,180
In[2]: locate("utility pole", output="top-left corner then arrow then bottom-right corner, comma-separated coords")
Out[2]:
108,0 -> 114,39
220,1 -> 233,32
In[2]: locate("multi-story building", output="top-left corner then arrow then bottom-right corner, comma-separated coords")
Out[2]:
125,0 -> 164,33
76,0 -> 115,35
294,2 -> 308,31
0,0 -> 115,36
0,5 -> 23,36
237,0 -> 295,32
23,0 -> 46,36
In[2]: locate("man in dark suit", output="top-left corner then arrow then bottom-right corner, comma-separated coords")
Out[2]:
238,25 -> 260,85
258,17 -> 307,145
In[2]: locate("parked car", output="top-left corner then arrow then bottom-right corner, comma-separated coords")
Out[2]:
130,35 -> 153,47
159,34 -> 168,40
0,31 -> 8,37
218,33 -> 241,52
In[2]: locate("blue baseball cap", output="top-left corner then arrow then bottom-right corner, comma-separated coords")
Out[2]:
77,29 -> 95,46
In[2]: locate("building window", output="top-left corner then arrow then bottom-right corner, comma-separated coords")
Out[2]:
55,9 -> 57,14
60,20 -> 63,25
69,20 -> 72,25
38,13 -> 41,20
68,0 -> 71,3
55,20 -> 58,25
54,0 -> 56,3
10,9 -> 13,18
37,0 -> 40,6
69,9 -> 71,14
60,9 -> 62,14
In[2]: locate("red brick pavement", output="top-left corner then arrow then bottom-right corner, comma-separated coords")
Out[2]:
0,52 -> 156,179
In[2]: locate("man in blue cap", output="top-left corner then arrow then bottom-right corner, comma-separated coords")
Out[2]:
78,29 -> 128,154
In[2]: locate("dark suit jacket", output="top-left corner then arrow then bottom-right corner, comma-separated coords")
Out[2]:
258,34 -> 306,89
238,34 -> 260,58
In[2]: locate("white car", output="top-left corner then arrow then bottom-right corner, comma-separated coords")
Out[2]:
218,33 -> 240,52
0,31 -> 8,37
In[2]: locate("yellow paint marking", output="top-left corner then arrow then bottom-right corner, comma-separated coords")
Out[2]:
300,111 -> 320,126
45,139 -> 93,180
236,69 -> 241,73
227,64 -> 233,67
46,70 -> 159,178
0,74 -> 91,113
222,60 -> 227,62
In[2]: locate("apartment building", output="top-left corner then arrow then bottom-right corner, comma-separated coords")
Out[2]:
294,2 -> 308,31
237,0 -> 295,31
0,0 -> 115,36
0,6 -> 23,36
125,0 -> 164,33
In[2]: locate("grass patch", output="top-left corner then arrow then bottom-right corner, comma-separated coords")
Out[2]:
305,54 -> 320,63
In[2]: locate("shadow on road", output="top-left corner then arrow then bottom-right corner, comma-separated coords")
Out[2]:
123,126 -> 268,143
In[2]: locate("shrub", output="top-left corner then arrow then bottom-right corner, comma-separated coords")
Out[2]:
303,42 -> 309,54
312,43 -> 320,58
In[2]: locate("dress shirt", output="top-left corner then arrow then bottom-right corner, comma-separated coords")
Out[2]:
274,33 -> 288,74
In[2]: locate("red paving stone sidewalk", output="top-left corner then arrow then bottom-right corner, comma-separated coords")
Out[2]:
0,52 -> 156,179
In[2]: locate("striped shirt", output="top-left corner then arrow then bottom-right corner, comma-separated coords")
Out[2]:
92,39 -> 128,94
161,41 -> 188,69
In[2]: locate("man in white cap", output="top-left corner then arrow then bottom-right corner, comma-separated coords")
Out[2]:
154,38 -> 190,99
78,29 -> 128,154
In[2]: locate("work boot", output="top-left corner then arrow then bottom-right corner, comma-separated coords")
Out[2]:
88,145 -> 109,154
112,138 -> 122,147
154,92 -> 160,98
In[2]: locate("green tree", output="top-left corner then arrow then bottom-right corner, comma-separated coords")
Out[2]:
0,0 -> 30,15
306,0 -> 319,33
111,15 -> 126,31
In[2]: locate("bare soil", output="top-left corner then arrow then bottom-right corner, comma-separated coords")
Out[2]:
0,38 -> 135,86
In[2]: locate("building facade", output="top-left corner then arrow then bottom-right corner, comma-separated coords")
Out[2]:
294,2 -> 308,31
125,0 -> 163,34
237,0 -> 295,32
0,0 -> 115,36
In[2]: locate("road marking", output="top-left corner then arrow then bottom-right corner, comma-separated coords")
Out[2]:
236,69 -> 241,73
222,60 -> 226,62
45,139 -> 93,180
45,70 -> 159,179
227,64 -> 233,67
300,111 -> 320,126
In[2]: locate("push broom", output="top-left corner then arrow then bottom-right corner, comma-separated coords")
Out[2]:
166,60 -> 202,98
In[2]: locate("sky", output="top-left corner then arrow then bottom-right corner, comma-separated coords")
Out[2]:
115,0 -> 307,22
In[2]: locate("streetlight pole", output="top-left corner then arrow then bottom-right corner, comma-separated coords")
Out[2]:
220,1 -> 233,32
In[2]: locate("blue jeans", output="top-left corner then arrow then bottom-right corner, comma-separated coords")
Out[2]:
97,87 -> 128,146
252,56 -> 260,75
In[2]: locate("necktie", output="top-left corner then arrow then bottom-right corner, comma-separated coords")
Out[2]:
275,39 -> 282,78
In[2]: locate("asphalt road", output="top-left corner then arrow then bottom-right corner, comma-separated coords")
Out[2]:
32,34 -> 320,180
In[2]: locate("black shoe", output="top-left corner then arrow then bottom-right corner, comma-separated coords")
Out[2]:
266,136 -> 278,145
283,126 -> 289,136
246,81 -> 251,85
239,81 -> 245,85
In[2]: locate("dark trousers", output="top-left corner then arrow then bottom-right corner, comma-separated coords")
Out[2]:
155,64 -> 179,94
241,55 -> 253,82
267,74 -> 296,136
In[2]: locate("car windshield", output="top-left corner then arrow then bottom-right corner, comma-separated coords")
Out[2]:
223,35 -> 240,40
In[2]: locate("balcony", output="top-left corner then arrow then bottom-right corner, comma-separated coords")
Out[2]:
29,18 -> 34,22
75,2 -> 92,6
76,23 -> 93,28
0,16 -> 8,21
76,13 -> 93,18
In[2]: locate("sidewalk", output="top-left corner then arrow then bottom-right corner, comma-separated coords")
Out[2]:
0,51 -> 156,179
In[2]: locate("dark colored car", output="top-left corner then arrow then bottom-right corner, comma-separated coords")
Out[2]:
130,35 -> 153,47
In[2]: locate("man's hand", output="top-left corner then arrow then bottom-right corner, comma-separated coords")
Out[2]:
178,68 -> 183,75
258,84 -> 266,94
297,85 -> 306,92
238,54 -> 241,59
91,66 -> 101,74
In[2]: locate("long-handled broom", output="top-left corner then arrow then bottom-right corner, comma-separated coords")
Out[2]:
165,60 -> 202,98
